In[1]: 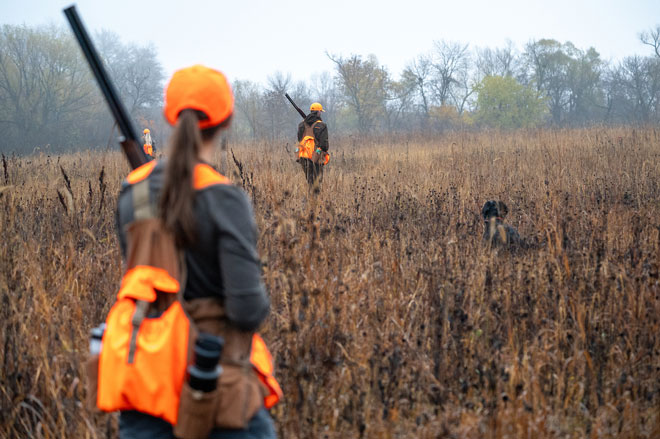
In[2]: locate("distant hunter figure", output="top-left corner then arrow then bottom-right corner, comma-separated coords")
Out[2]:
296,102 -> 329,188
482,200 -> 522,248
142,128 -> 155,159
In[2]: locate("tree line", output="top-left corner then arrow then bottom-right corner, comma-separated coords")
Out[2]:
0,24 -> 164,154
1,23 -> 659,154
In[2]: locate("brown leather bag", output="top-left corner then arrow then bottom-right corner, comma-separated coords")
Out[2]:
311,148 -> 324,165
175,383 -> 218,439
174,298 -> 265,435
84,354 -> 100,412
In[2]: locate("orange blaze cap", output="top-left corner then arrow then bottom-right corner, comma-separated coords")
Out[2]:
164,65 -> 234,129
310,102 -> 324,112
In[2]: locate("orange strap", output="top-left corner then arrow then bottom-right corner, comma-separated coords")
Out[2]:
117,265 -> 180,302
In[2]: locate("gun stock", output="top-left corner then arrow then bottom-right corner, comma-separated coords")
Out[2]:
285,93 -> 307,120
63,5 -> 148,170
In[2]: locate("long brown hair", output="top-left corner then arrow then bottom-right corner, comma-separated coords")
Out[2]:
159,110 -> 200,247
159,110 -> 231,247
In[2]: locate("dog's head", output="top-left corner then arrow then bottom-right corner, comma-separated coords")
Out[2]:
481,200 -> 509,221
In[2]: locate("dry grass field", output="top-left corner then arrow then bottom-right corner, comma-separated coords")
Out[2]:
1,127 -> 659,438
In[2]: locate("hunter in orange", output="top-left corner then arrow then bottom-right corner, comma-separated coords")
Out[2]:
142,128 -> 155,159
96,65 -> 280,439
297,102 -> 330,188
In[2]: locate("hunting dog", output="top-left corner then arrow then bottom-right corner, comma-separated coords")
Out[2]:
482,200 -> 522,248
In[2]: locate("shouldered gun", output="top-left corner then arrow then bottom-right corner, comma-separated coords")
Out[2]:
285,93 -> 307,120
63,5 -> 148,170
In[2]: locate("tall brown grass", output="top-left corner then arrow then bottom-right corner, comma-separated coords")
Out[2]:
1,127 -> 659,438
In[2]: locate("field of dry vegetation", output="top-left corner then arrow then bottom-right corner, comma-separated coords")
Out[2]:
1,126 -> 659,438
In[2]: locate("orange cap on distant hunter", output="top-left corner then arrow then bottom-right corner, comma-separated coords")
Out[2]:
310,102 -> 325,112
164,65 -> 234,129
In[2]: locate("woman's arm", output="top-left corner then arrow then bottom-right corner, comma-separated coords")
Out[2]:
213,186 -> 270,331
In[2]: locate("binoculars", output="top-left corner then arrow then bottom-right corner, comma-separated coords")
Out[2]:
188,333 -> 224,392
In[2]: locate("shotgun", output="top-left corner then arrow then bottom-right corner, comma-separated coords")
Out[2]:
285,93 -> 306,120
63,5 -> 148,170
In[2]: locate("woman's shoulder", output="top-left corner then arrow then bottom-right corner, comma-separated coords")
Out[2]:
192,163 -> 231,191
198,180 -> 252,212
198,180 -> 255,234
193,164 -> 250,206
119,159 -> 165,193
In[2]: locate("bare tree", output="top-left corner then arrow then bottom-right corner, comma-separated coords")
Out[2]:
384,77 -> 417,131
0,24 -> 97,153
232,80 -> 263,139
402,54 -> 433,118
475,41 -> 518,79
565,45 -> 604,124
620,56 -> 660,123
263,71 -> 292,140
310,71 -> 340,128
429,40 -> 470,106
640,25 -> 660,58
267,71 -> 291,96
523,39 -> 606,125
95,31 -> 164,114
230,76 -> 311,142
451,64 -> 476,115
328,53 -> 389,132
523,39 -> 572,124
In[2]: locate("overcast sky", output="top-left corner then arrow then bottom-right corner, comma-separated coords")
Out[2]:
2,0 -> 659,85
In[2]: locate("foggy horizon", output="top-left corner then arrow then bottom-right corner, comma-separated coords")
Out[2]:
2,0 -> 658,84
2,0 -> 659,155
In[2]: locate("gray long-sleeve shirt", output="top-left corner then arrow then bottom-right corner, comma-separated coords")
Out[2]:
116,160 -> 269,331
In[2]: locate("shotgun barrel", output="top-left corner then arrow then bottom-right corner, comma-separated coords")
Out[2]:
63,5 -> 148,170
285,93 -> 307,120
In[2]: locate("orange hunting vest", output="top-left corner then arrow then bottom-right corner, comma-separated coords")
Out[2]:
96,162 -> 281,424
297,121 -> 330,165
